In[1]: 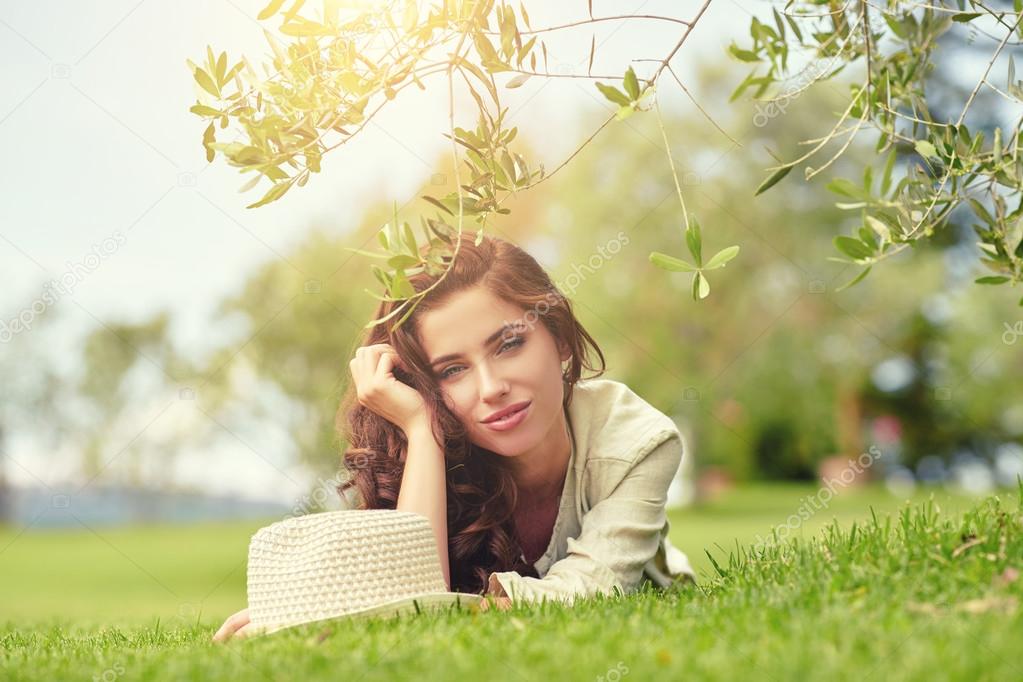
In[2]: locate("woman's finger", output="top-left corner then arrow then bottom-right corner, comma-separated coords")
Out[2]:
478,596 -> 512,612
233,622 -> 261,640
212,609 -> 249,643
374,350 -> 400,382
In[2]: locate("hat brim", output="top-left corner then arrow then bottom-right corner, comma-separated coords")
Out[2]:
248,592 -> 486,637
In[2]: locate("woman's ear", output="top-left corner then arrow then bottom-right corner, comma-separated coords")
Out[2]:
557,340 -> 572,363
558,342 -> 572,370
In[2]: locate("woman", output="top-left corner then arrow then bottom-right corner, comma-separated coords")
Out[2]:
214,234 -> 694,642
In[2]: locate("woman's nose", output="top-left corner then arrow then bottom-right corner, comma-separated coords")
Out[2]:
477,363 -> 509,400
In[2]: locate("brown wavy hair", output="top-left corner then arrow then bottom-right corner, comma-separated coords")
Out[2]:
335,232 -> 606,594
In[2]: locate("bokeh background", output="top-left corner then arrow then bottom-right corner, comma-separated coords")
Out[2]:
2,0 -> 1021,627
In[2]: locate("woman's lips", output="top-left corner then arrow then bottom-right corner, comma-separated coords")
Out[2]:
481,402 -> 530,432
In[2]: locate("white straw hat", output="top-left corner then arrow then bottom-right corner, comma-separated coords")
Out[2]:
246,509 -> 484,636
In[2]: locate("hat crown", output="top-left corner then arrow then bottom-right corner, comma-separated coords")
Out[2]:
247,509 -> 462,631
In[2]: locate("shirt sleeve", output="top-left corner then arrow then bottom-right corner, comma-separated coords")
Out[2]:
485,430 -> 683,606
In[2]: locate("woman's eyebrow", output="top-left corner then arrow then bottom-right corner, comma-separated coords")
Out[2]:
429,323 -> 521,367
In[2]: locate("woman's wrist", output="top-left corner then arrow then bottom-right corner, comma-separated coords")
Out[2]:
403,417 -> 439,447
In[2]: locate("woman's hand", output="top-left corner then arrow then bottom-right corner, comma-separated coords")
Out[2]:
349,343 -> 428,435
477,596 -> 513,612
212,607 -> 257,643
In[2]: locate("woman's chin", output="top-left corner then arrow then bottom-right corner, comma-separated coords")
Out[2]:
473,431 -> 535,458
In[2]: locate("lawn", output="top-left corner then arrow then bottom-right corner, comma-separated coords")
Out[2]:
1,482 -> 1019,681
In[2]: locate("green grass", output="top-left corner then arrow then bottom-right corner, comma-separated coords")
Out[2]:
1,483 -> 1020,681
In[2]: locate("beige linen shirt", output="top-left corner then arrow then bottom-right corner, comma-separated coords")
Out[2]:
486,378 -> 696,605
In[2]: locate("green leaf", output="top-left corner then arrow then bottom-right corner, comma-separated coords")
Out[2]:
506,73 -> 530,89
692,272 -> 710,300
595,82 -> 631,107
499,5 -> 516,60
283,0 -> 305,22
835,266 -> 872,292
280,18 -> 331,36
729,71 -> 756,103
728,43 -> 760,62
623,66 -> 640,100
755,166 -> 792,195
233,145 -> 265,164
237,173 -> 260,193
388,254 -> 420,269
952,12 -> 982,22
215,51 -> 226,86
975,276 -> 1010,284
865,216 -> 891,243
881,149 -> 897,195
389,296 -> 421,334
1007,218 -> 1023,255
614,104 -> 636,121
772,7 -> 786,39
402,222 -> 419,256
202,122 -> 216,162
834,235 -> 874,260
826,178 -> 868,200
968,199 -> 995,227
686,218 -> 703,266
704,245 -> 740,270
862,164 -> 873,194
245,180 -> 291,208
915,140 -> 939,160
190,103 -> 221,117
473,33 -> 504,68
365,298 -> 415,329
422,195 -> 454,216
370,265 -> 390,290
256,0 -> 286,20
649,252 -> 698,272
192,67 -> 220,97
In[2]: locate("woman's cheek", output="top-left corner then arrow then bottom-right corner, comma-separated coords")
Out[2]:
446,384 -> 473,417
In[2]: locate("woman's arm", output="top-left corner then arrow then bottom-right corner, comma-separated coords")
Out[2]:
396,417 -> 451,590
486,430 -> 683,605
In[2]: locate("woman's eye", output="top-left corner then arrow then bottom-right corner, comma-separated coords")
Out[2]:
438,338 -> 524,380
499,337 -> 524,353
439,365 -> 462,379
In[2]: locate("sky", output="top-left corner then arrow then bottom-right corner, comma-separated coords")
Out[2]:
0,0 -> 818,503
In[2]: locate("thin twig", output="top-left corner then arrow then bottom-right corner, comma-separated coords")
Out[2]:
651,0 -> 713,84
654,92 -> 690,231
665,64 -> 742,147
769,79 -> 869,170
906,10 -> 1023,239
482,14 -> 691,36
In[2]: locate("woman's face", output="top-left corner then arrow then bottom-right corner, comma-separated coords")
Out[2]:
415,284 -> 570,457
